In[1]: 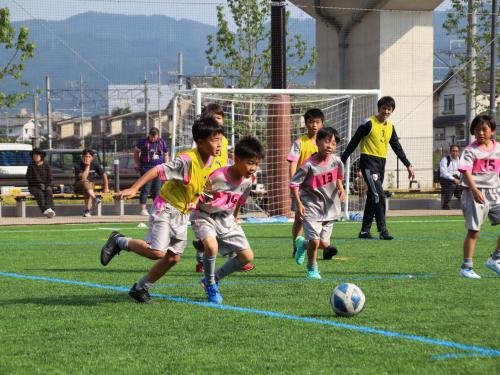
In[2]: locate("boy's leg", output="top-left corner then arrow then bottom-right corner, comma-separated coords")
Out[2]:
360,169 -> 377,238
45,187 -> 54,210
29,186 -> 46,212
460,229 -> 480,278
291,211 -> 303,257
201,236 -> 219,285
306,239 -> 321,279
215,224 -> 253,280
151,176 -> 162,200
485,236 -> 500,275
215,249 -> 252,281
139,179 -> 152,214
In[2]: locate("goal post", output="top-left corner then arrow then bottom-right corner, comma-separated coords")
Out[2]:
171,88 -> 381,220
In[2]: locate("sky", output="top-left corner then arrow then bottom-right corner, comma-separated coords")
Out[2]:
7,0 -> 453,24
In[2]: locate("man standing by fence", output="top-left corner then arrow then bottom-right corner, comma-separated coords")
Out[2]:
134,127 -> 169,216
439,144 -> 462,210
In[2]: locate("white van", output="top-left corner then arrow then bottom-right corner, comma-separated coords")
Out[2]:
0,143 -> 32,175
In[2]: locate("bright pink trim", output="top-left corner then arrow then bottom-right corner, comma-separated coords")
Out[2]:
156,164 -> 167,181
308,169 -> 339,189
153,195 -> 165,210
287,155 -> 299,162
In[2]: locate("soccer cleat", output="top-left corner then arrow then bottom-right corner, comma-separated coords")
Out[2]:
485,257 -> 500,275
200,277 -> 223,303
43,208 -> 56,218
358,231 -> 374,239
323,246 -> 338,260
292,245 -> 297,259
306,269 -> 322,279
195,263 -> 204,273
295,236 -> 306,265
128,283 -> 158,304
239,263 -> 255,272
100,231 -> 124,266
379,231 -> 394,240
459,267 -> 481,279
192,239 -> 204,252
83,211 -> 91,218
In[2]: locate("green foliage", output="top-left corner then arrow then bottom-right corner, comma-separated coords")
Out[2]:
0,7 -> 35,108
111,106 -> 132,116
205,0 -> 315,88
442,0 -> 499,113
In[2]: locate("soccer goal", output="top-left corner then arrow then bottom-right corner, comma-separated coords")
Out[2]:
171,88 -> 380,220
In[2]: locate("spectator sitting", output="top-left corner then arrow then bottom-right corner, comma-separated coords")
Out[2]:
26,147 -> 56,218
134,127 -> 169,216
74,149 -> 109,217
439,144 -> 462,210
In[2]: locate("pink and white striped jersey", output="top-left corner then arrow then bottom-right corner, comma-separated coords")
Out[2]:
458,140 -> 500,189
289,154 -> 344,221
196,166 -> 255,215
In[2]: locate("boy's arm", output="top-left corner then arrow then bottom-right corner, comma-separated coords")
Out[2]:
389,127 -> 415,179
340,121 -> 371,164
233,203 -> 242,219
289,162 -> 298,179
289,165 -> 308,218
117,166 -> 159,199
463,171 -> 484,204
101,172 -> 109,193
336,179 -> 346,202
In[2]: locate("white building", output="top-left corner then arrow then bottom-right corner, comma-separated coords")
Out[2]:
0,117 -> 37,142
107,84 -> 176,115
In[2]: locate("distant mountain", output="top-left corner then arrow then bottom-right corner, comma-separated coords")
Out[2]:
2,12 -> 315,98
2,10 -> 459,114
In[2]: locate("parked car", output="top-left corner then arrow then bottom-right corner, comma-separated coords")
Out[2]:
0,143 -> 32,176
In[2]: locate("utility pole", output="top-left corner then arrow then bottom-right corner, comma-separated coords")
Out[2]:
45,75 -> 52,149
32,89 -> 40,147
80,76 -> 84,149
178,52 -> 183,89
270,0 -> 286,89
158,63 -> 162,137
465,0 -> 477,144
490,0 -> 497,120
144,74 -> 149,134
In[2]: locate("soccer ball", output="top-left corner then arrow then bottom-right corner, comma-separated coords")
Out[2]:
330,283 -> 365,317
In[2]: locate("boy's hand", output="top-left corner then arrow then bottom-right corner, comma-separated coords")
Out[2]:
186,202 -> 197,211
407,165 -> 415,180
116,188 -> 137,200
338,189 -> 346,202
471,188 -> 485,204
297,203 -> 305,219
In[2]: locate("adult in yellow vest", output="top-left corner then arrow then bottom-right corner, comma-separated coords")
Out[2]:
341,96 -> 415,240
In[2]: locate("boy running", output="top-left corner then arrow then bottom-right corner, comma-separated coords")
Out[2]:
100,117 -> 223,303
288,108 -> 336,260
192,103 -> 256,273
191,136 -> 265,303
290,127 -> 345,279
457,115 -> 500,279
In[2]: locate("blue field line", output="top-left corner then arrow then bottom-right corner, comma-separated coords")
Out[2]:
1,271 -> 499,360
153,274 -> 433,288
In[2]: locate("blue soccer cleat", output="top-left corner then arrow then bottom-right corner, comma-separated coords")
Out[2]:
295,236 -> 306,265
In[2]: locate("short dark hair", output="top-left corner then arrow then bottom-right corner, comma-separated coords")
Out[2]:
234,136 -> 265,160
304,108 -> 325,123
82,148 -> 94,156
317,127 -> 340,143
31,147 -> 46,158
201,103 -> 224,119
470,114 -> 496,135
149,127 -> 159,136
377,96 -> 396,111
449,144 -> 460,151
192,117 -> 224,141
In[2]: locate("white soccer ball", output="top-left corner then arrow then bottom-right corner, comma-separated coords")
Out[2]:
330,283 -> 365,317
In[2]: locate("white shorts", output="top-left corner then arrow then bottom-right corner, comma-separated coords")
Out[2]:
462,187 -> 500,231
190,210 -> 250,255
145,200 -> 189,254
302,219 -> 334,243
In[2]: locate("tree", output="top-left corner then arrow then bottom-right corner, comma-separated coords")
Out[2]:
205,0 -> 316,88
443,0 -> 499,114
0,7 -> 35,109
111,106 -> 132,116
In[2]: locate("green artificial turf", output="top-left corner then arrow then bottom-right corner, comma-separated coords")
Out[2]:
0,217 -> 498,374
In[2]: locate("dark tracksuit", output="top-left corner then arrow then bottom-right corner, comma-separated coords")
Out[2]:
26,162 -> 54,213
341,117 -> 411,234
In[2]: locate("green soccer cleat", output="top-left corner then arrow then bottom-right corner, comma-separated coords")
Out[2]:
295,236 -> 306,265
306,269 -> 322,279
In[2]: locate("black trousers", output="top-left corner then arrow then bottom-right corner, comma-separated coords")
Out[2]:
360,168 -> 387,233
439,178 -> 462,208
28,186 -> 54,213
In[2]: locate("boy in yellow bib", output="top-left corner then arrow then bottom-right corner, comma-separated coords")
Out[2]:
341,96 -> 415,240
100,117 -> 223,304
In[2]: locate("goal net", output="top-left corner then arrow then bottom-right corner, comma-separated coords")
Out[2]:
171,88 -> 380,219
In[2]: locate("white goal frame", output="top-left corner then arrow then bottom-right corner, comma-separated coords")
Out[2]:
171,88 -> 381,219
